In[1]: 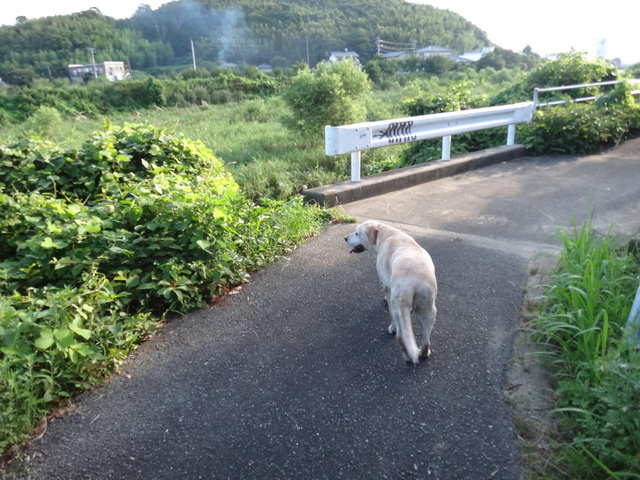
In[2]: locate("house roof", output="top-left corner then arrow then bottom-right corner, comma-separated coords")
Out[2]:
451,56 -> 475,63
381,51 -> 407,58
415,45 -> 452,54
330,51 -> 360,58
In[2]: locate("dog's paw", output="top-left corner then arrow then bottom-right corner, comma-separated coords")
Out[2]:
404,354 -> 420,365
387,324 -> 397,335
420,344 -> 432,359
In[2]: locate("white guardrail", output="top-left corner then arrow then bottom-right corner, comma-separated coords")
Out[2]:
327,78 -> 640,183
325,101 -> 534,182
533,79 -> 640,109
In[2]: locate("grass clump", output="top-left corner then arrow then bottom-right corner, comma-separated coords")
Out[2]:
532,213 -> 640,478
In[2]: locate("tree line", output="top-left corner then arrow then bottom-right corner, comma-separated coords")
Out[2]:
0,0 -> 497,84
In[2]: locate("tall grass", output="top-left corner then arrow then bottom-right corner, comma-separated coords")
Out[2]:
0,97 -> 353,200
0,91 -> 424,200
533,213 -> 640,478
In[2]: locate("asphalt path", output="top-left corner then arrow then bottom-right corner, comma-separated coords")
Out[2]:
18,139 -> 640,480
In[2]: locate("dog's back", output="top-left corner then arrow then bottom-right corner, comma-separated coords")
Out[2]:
374,224 -> 438,363
345,220 -> 438,364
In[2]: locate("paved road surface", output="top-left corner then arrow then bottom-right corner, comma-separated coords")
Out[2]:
18,139 -> 640,479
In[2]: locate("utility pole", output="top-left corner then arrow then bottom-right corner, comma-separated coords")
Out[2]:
191,38 -> 197,70
88,47 -> 98,78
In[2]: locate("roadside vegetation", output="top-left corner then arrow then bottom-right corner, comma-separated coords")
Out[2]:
1,52 -> 640,478
528,215 -> 640,479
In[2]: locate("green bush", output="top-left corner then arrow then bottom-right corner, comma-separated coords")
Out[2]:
0,69 -> 283,125
0,123 -> 329,454
380,82 -> 501,170
534,214 -> 640,477
493,53 -> 618,105
282,60 -> 371,138
22,105 -> 62,138
520,82 -> 640,155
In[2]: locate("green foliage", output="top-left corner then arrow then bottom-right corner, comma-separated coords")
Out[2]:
475,47 -> 540,72
493,53 -> 618,105
622,62 -> 640,79
0,69 -> 282,124
533,213 -> 640,477
0,0 -> 490,82
521,82 -> 640,155
283,60 -> 371,138
0,123 -> 329,455
0,9 -> 172,81
22,106 -> 62,138
389,82 -> 503,169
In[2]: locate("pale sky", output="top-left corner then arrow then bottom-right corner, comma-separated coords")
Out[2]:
2,0 -> 639,65
409,0 -> 639,65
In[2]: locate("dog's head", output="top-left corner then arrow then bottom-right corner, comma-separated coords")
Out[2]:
344,221 -> 379,254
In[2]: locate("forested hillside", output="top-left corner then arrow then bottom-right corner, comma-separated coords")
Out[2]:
0,0 -> 490,82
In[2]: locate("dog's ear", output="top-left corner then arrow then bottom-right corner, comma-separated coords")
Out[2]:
366,225 -> 379,246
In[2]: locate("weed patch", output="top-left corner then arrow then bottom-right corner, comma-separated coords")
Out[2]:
531,213 -> 640,478
0,123 -> 330,456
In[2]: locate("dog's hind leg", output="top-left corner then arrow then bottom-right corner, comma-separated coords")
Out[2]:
418,298 -> 437,359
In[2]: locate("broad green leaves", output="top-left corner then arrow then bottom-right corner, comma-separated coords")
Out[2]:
0,122 -> 328,455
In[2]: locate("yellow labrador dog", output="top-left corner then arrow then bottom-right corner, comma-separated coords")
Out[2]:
345,220 -> 437,364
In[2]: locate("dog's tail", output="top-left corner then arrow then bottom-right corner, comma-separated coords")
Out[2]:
393,293 -> 421,364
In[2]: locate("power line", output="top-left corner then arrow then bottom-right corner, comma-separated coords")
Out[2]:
376,37 -> 416,54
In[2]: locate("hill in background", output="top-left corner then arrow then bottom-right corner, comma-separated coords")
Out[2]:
0,0 -> 491,80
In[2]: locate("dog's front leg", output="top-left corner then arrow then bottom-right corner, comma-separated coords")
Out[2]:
383,286 -> 397,334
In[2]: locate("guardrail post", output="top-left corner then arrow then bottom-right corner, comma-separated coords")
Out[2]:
351,151 -> 361,182
441,135 -> 451,161
507,124 -> 516,146
626,285 -> 640,347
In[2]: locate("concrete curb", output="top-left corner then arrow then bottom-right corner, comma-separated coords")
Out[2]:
302,144 -> 528,207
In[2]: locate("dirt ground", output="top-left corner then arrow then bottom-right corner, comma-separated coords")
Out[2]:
505,252 -> 560,477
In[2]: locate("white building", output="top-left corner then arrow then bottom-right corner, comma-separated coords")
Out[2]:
459,47 -> 495,62
414,45 -> 453,57
329,50 -> 361,65
68,61 -> 130,83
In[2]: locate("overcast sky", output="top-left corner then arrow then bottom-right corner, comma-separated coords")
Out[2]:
2,0 -> 639,65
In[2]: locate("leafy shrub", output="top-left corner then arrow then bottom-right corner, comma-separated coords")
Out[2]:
0,70 -> 283,126
0,123 -> 329,454
282,60 -> 371,138
22,106 -> 62,138
391,83 -> 501,169
493,53 -> 618,105
520,82 -> 640,155
534,214 -> 640,477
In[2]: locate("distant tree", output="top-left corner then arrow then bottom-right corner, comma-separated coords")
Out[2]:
420,55 -> 456,75
135,4 -> 152,16
0,0 -> 498,78
5,67 -> 37,87
476,47 -> 540,71
475,51 -> 505,71
270,56 -> 289,69
283,59 -> 371,138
